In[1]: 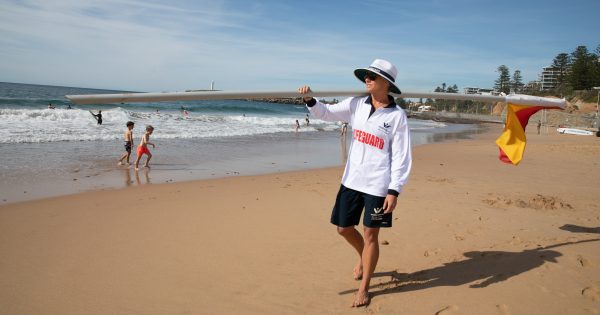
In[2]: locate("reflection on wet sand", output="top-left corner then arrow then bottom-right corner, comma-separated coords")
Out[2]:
135,168 -> 151,185
340,134 -> 348,165
410,124 -> 488,146
123,168 -> 133,186
123,168 -> 151,186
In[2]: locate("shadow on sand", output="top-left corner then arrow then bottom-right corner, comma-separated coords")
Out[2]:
339,239 -> 600,297
559,224 -> 600,234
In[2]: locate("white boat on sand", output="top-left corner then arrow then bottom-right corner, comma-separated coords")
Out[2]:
557,128 -> 594,136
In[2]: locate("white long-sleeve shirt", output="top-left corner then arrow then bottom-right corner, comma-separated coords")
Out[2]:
307,95 -> 412,197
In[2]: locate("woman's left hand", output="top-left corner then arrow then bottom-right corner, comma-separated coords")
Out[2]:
383,194 -> 397,213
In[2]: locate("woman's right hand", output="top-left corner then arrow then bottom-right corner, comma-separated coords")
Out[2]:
297,85 -> 313,102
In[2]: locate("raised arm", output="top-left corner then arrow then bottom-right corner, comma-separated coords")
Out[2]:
298,85 -> 354,122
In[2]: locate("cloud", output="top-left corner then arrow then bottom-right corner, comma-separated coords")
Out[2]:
1,0 -> 595,92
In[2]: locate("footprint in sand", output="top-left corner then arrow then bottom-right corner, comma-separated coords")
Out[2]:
577,255 -> 590,267
582,286 -> 600,301
454,235 -> 465,241
496,304 -> 511,315
482,193 -> 573,211
426,176 -> 455,184
436,305 -> 459,315
424,248 -> 441,257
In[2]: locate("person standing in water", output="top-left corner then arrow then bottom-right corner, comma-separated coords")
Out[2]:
298,59 -> 412,307
118,121 -> 135,166
134,125 -> 155,171
90,110 -> 102,125
340,122 -> 348,136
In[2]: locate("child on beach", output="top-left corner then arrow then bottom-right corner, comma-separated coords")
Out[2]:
134,125 -> 155,171
118,121 -> 135,166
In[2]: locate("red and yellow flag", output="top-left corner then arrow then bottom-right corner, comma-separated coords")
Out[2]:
495,95 -> 565,165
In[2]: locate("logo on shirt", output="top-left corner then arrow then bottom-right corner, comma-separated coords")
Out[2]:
377,122 -> 392,134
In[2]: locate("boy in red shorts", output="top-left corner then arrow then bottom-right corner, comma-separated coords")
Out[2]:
134,125 -> 155,171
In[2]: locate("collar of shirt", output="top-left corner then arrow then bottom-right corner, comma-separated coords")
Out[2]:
366,95 -> 396,118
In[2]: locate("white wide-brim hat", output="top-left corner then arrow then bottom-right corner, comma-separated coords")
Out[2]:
354,59 -> 401,94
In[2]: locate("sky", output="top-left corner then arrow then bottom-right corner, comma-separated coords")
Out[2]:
0,0 -> 598,93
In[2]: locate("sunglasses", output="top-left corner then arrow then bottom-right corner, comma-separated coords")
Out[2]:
364,72 -> 379,81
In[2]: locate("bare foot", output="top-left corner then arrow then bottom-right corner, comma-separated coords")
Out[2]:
144,165 -> 151,168
351,291 -> 370,307
353,262 -> 363,281
135,167 -> 139,171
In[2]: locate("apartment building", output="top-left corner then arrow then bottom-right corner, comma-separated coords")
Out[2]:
463,87 -> 497,95
539,66 -> 562,91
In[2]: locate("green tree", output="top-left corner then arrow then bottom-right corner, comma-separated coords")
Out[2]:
592,44 -> 600,87
512,70 -> 524,93
434,83 -> 447,93
568,45 -> 594,90
552,53 -> 571,92
395,97 -> 407,109
432,83 -> 459,111
494,65 -> 511,94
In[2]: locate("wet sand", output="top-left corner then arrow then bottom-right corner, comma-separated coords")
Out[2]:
0,123 -> 479,204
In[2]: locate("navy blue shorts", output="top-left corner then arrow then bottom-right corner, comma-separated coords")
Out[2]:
331,185 -> 392,228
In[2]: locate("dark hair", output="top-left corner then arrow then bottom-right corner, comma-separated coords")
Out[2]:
126,121 -> 134,127
146,125 -> 154,131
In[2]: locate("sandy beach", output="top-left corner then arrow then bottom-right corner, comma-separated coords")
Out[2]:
1,124 -> 599,314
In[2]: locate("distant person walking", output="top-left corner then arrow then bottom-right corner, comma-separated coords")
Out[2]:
181,106 -> 189,117
295,119 -> 300,133
118,121 -> 135,166
90,110 -> 102,125
134,125 -> 155,171
298,59 -> 412,308
341,122 -> 348,136
537,120 -> 541,134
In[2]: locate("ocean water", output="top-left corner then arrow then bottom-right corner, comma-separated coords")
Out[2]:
0,82 -> 458,144
0,82 -> 480,203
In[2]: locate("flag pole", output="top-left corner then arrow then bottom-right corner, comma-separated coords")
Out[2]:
65,89 -> 566,108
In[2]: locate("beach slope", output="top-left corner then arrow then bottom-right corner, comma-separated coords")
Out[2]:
1,125 -> 599,314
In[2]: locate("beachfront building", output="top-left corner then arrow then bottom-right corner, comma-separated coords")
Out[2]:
463,87 -> 479,94
525,80 -> 541,92
463,87 -> 497,95
417,105 -> 432,112
539,66 -> 561,91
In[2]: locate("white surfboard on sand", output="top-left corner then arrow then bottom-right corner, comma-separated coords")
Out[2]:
557,128 -> 594,136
